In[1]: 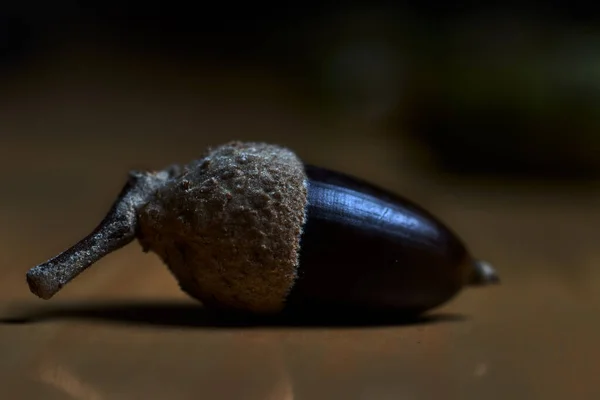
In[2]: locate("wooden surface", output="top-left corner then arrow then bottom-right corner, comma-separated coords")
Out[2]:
1,51 -> 600,399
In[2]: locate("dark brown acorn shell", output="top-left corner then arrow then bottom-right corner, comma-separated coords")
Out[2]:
285,165 -> 473,315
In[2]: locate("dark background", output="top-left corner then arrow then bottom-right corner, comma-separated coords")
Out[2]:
2,2 -> 600,179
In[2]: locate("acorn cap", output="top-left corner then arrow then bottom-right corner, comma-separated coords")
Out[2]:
136,141 -> 309,314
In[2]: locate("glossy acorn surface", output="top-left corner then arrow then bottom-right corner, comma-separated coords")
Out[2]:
286,165 -> 474,314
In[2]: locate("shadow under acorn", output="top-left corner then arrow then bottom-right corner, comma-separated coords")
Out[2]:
1,301 -> 467,329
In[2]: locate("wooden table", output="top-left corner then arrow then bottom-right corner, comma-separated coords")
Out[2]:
1,51 -> 599,399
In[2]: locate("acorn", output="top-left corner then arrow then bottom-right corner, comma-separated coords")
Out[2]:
25,141 -> 498,316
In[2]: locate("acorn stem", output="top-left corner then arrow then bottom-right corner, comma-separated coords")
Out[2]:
26,169 -> 174,300
468,260 -> 500,286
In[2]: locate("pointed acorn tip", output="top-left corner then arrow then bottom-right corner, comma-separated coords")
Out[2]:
468,260 -> 500,286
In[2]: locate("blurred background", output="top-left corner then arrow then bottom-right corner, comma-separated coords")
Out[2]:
3,2 -> 600,180
1,2 -> 600,399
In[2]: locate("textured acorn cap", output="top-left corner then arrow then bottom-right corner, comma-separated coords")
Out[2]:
136,141 -> 308,314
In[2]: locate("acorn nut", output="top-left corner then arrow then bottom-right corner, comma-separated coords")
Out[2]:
26,141 -> 499,316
